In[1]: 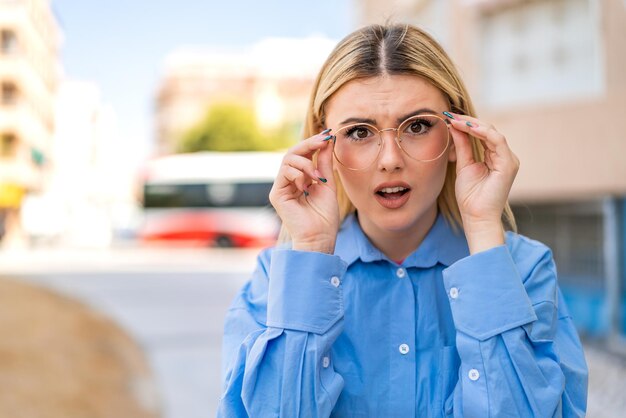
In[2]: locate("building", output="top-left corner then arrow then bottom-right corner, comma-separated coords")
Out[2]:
154,36 -> 337,155
28,80 -> 135,248
0,0 -> 61,244
357,0 -> 626,348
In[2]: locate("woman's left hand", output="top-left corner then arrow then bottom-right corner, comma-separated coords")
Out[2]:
446,112 -> 520,252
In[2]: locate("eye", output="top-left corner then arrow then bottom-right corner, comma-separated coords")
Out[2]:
405,118 -> 433,135
343,125 -> 375,141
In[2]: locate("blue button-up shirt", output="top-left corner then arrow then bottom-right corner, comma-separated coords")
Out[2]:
218,213 -> 588,417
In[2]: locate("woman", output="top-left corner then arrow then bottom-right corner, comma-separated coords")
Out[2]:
218,24 -> 588,417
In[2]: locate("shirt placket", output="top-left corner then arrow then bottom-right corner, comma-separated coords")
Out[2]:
388,264 -> 417,417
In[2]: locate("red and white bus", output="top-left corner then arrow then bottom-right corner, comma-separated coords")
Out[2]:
138,151 -> 283,248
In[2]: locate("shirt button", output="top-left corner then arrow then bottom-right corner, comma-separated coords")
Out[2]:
468,369 -> 480,381
398,343 -> 410,355
396,268 -> 406,278
322,356 -> 330,368
449,287 -> 459,299
330,276 -> 340,287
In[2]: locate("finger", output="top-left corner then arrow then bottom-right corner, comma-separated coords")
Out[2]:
448,119 -> 488,155
289,129 -> 334,158
445,112 -> 522,177
466,124 -> 517,172
484,148 -> 494,168
448,115 -> 520,177
464,124 -> 506,155
315,136 -> 335,190
283,153 -> 319,182
274,164 -> 312,193
447,123 -> 475,171
447,113 -> 509,155
284,166 -> 312,194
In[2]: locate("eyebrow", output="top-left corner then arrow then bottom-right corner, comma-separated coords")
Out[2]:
338,108 -> 439,126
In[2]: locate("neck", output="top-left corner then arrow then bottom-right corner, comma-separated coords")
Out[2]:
358,206 -> 439,262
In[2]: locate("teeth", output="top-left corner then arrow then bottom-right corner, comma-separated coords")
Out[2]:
379,187 -> 407,193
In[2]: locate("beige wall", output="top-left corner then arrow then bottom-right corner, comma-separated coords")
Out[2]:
356,0 -> 626,202
0,0 -> 61,193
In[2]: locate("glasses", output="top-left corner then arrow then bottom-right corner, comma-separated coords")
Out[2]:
332,114 -> 451,171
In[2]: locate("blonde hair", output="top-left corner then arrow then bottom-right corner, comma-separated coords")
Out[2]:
280,23 -> 516,242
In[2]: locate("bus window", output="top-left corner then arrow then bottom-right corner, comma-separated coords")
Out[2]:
143,182 -> 274,209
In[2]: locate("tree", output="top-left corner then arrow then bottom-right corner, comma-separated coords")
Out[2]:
177,103 -> 296,153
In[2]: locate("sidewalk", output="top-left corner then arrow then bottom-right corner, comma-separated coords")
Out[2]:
585,342 -> 626,418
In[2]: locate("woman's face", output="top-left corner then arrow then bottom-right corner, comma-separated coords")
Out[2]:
324,74 -> 456,238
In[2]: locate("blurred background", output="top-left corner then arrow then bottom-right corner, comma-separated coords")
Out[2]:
0,0 -> 624,417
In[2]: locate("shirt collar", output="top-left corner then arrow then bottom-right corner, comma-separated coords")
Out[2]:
334,211 -> 469,268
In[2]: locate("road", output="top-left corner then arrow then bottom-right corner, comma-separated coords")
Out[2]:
1,246 -> 625,418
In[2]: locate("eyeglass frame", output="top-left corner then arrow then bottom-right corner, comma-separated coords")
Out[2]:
329,113 -> 452,171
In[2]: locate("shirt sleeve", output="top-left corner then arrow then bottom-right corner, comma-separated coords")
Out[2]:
441,240 -> 588,418
217,248 -> 348,417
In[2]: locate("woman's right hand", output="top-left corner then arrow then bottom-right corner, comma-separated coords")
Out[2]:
269,130 -> 339,254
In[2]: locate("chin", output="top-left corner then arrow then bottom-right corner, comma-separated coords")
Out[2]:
368,198 -> 439,233
371,210 -> 422,233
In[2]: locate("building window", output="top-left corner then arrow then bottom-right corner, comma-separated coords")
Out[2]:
0,133 -> 17,158
479,0 -> 603,107
1,82 -> 18,105
1,29 -> 18,54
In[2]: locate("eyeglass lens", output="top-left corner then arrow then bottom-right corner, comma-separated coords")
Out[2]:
332,114 -> 450,170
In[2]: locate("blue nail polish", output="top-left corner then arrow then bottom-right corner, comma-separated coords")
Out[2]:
443,111 -> 455,119
303,190 -> 309,197
321,128 -> 332,134
323,135 -> 333,141
318,177 -> 327,183
466,121 -> 473,127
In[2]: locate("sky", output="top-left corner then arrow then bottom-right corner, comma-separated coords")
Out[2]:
52,0 -> 354,162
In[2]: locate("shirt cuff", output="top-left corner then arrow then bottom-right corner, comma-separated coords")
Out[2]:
266,249 -> 347,334
442,245 -> 537,341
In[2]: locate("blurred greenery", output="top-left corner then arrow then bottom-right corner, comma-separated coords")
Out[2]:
177,103 -> 297,152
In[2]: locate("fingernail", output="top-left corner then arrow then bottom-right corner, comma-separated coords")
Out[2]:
466,121 -> 473,127
322,135 -> 333,141
321,128 -> 332,134
318,177 -> 327,183
303,190 -> 309,197
443,111 -> 455,119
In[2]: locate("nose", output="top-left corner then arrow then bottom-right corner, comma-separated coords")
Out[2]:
377,129 -> 404,172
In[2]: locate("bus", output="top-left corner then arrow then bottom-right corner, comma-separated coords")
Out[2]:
138,151 -> 283,248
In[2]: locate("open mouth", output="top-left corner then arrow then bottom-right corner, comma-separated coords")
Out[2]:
375,186 -> 411,200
